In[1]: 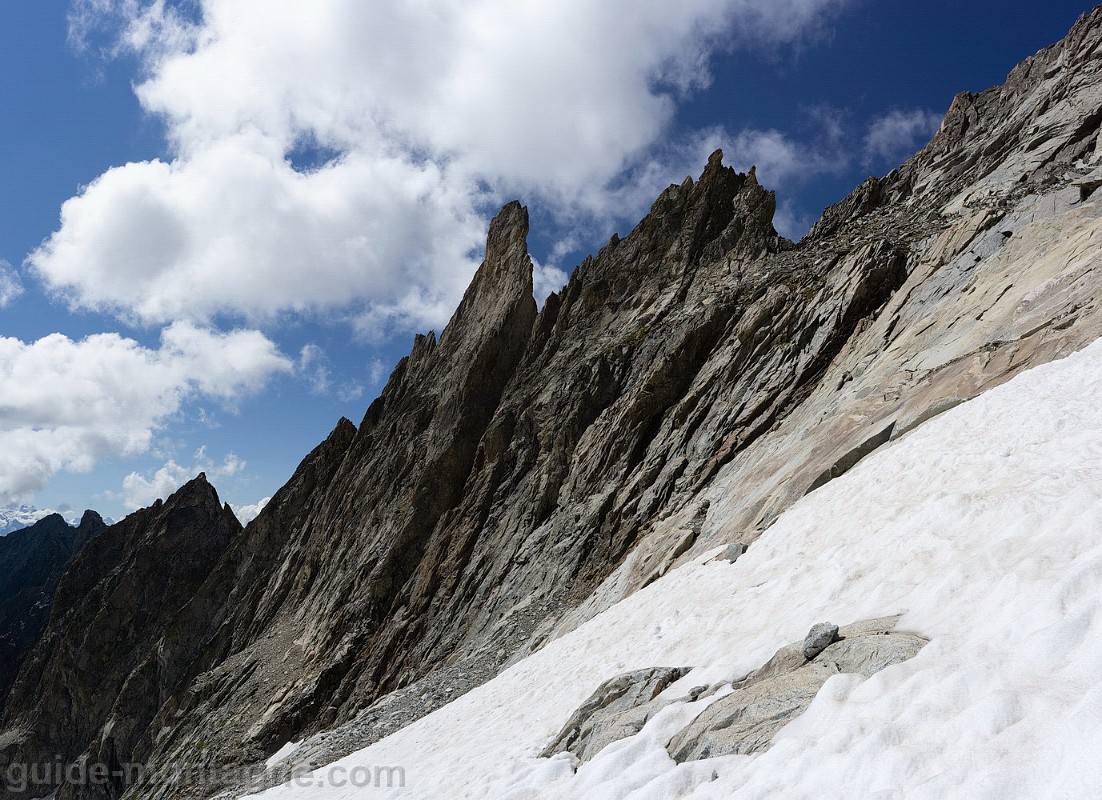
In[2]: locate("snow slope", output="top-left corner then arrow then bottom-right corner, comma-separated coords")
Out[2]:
247,336 -> 1102,799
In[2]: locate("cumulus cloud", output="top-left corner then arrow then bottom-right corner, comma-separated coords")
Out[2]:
863,108 -> 942,167
0,323 -> 291,502
121,446 -> 246,509
725,127 -> 848,187
366,358 -> 389,389
29,137 -> 486,329
298,344 -> 330,395
35,0 -> 848,334
530,258 -> 569,307
0,261 -> 23,308
298,343 -> 363,400
230,495 -> 269,525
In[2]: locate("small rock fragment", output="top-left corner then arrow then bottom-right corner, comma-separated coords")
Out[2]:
718,543 -> 746,563
802,622 -> 840,660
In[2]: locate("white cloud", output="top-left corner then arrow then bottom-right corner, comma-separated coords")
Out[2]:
366,358 -> 389,389
724,127 -> 848,188
298,343 -> 331,396
298,342 -> 364,400
0,261 -> 23,308
29,137 -> 487,330
530,258 -> 568,308
34,0 -> 848,334
0,322 -> 291,502
337,383 -> 365,403
230,495 -> 269,525
121,446 -> 248,509
863,108 -> 942,166
121,460 -> 192,508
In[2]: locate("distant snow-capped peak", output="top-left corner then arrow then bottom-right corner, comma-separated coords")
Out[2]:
0,503 -> 57,536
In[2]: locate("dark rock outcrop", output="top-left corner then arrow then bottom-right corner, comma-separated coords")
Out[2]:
0,476 -> 240,800
0,511 -> 104,711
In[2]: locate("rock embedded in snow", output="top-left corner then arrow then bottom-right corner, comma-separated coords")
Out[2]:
536,617 -> 924,769
540,666 -> 690,763
718,542 -> 747,563
802,622 -> 840,660
667,619 -> 927,762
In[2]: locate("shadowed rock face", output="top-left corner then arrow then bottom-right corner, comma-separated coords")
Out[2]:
9,9 -> 1102,799
0,511 -> 105,712
0,476 -> 240,800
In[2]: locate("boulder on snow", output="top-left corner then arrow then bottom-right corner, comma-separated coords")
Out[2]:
667,617 -> 926,762
718,543 -> 747,563
802,621 -> 840,660
539,666 -> 690,762
539,616 -> 926,769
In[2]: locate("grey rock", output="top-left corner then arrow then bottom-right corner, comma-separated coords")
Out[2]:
540,667 -> 690,762
806,423 -> 895,494
802,622 -> 840,660
667,621 -> 927,762
565,5 -> 1102,640
717,543 -> 747,563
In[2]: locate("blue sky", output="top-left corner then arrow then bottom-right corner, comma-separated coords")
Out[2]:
0,0 -> 1094,523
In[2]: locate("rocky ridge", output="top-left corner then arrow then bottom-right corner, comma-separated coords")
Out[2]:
558,5 -> 1102,632
0,511 -> 104,712
0,476 -> 241,800
5,8 -> 1102,799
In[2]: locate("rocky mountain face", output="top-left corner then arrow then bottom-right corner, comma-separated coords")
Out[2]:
6,7 -> 1102,799
550,6 -> 1102,633
0,511 -> 104,712
0,476 -> 240,800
